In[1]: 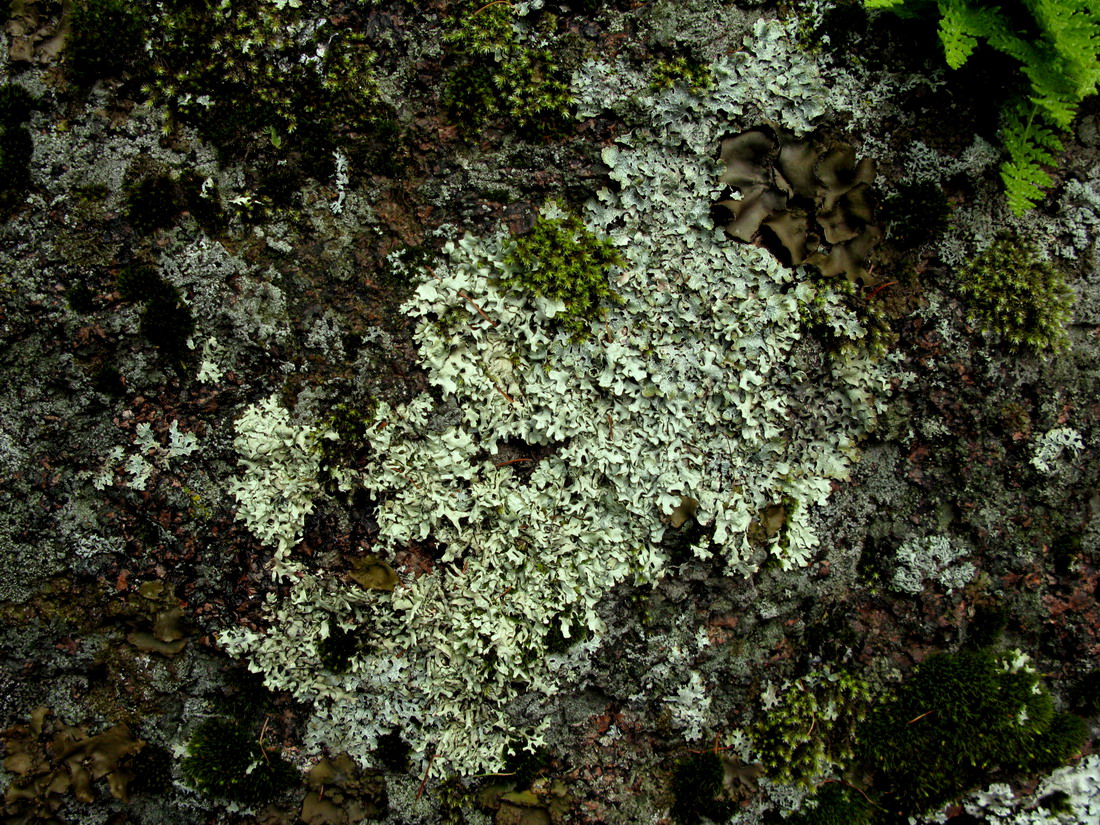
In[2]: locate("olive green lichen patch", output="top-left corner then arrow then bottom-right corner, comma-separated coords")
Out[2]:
1,707 -> 145,821
956,238 -> 1075,353
302,753 -> 387,824
715,124 -> 882,285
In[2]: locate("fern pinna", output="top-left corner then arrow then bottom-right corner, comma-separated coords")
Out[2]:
867,0 -> 1100,214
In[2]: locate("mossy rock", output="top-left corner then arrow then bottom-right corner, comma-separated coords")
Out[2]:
180,717 -> 298,807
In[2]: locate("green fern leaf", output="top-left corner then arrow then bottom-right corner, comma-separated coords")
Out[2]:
999,100 -> 1063,215
937,0 -> 1018,68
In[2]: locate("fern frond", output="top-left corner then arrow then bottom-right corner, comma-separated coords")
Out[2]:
999,100 -> 1063,215
1035,1 -> 1100,91
937,0 -> 1018,68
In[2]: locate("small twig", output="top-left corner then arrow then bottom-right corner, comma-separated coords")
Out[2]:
606,413 -> 614,440
907,710 -> 933,725
416,751 -> 437,801
257,716 -> 272,765
494,458 -> 533,467
495,384 -> 515,404
472,0 -> 512,16
458,290 -> 497,327
820,778 -> 880,809
865,281 -> 897,300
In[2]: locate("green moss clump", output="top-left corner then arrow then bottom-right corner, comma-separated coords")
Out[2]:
501,207 -> 624,341
859,648 -> 1085,818
67,0 -> 148,83
669,751 -> 733,825
0,84 -> 37,214
649,56 -> 713,94
180,718 -> 298,806
957,238 -> 1075,352
750,670 -> 869,785
145,2 -> 383,162
782,783 -> 873,825
442,1 -> 573,134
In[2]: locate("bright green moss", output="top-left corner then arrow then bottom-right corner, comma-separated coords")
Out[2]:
859,648 -> 1083,818
957,238 -> 1074,352
180,717 -> 298,807
442,1 -> 573,134
501,208 -> 624,341
649,56 -> 713,94
750,670 -> 869,786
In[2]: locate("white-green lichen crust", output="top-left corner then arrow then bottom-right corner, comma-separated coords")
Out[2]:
221,20 -> 892,775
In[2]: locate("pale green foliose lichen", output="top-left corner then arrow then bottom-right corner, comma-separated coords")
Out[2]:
227,396 -> 321,562
220,19 -> 893,776
892,535 -> 975,595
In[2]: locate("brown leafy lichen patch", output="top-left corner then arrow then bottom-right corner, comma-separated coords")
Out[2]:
715,124 -> 882,284
1,707 -> 144,821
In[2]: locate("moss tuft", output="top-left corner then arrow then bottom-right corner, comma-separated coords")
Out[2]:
957,238 -> 1074,353
501,206 -> 624,341
859,648 -> 1080,818
180,717 -> 298,806
750,669 -> 869,785
442,1 -> 573,135
782,782 -> 873,825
